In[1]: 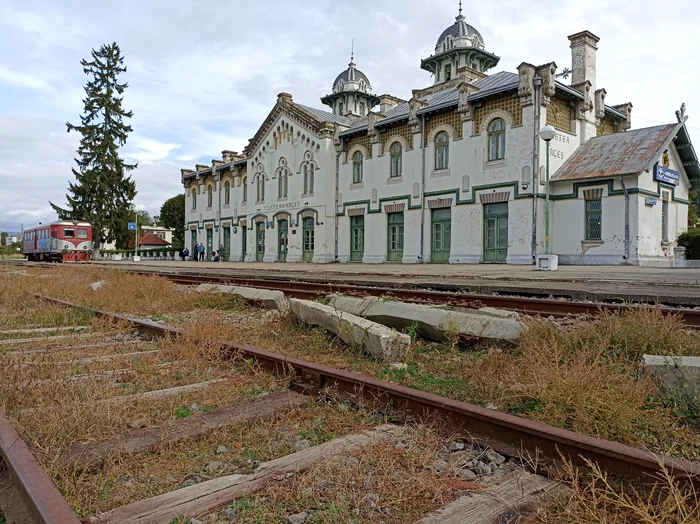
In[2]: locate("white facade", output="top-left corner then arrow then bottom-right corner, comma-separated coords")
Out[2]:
181,10 -> 698,267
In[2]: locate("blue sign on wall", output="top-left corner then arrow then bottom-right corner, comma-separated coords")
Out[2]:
653,165 -> 680,186
127,222 -> 137,231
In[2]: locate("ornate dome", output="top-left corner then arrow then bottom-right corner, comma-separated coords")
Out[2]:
436,17 -> 483,47
332,60 -> 371,90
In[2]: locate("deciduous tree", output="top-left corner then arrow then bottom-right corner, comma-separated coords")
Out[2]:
159,194 -> 185,247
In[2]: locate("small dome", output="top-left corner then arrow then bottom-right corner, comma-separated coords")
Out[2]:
333,62 -> 371,89
436,14 -> 484,49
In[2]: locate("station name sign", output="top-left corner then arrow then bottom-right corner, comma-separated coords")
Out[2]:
654,165 -> 680,186
263,201 -> 301,212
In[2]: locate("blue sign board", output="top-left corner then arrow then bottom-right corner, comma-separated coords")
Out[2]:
645,197 -> 657,206
127,222 -> 137,231
653,165 -> 680,186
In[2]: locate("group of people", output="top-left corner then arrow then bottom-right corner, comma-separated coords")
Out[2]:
180,243 -> 221,262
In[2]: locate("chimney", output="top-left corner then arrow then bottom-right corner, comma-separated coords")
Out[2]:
378,94 -> 405,114
568,31 -> 599,95
221,150 -> 238,162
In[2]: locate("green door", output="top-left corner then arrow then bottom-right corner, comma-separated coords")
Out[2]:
483,203 -> 508,263
241,226 -> 247,260
387,213 -> 404,262
190,229 -> 197,256
255,222 -> 265,261
302,217 -> 314,262
431,208 -> 451,263
350,216 -> 364,262
223,227 -> 230,261
278,220 -> 288,262
206,229 -> 213,260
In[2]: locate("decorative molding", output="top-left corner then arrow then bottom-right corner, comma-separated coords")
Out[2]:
384,203 -> 405,213
346,143 -> 370,162
536,62 -> 557,106
383,134 -> 409,153
479,191 -> 510,203
517,62 -> 536,106
348,207 -> 366,216
427,197 -> 453,209
583,188 -> 604,200
479,109 -> 514,134
426,122 -> 457,144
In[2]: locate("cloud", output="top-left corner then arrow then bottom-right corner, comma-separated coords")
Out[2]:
0,0 -> 698,233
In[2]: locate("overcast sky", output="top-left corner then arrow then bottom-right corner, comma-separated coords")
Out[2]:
0,0 -> 697,234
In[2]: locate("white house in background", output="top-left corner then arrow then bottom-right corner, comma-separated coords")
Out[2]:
180,6 -> 699,267
141,226 -> 174,245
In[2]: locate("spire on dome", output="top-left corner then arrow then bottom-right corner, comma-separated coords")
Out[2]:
457,0 -> 464,20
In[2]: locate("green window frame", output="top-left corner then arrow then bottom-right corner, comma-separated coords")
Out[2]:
487,118 -> 506,161
585,199 -> 602,240
662,196 -> 669,242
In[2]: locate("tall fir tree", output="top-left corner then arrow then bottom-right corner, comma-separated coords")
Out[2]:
50,42 -> 137,257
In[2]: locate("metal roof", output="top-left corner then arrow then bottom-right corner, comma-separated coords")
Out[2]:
333,65 -> 371,88
551,123 -> 699,183
297,104 -> 351,126
436,17 -> 484,47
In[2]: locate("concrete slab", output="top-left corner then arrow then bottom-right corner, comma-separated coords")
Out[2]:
195,284 -> 289,312
328,295 -> 524,342
642,354 -> 700,398
289,298 -> 410,361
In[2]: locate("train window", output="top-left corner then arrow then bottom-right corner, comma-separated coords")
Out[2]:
77,228 -> 88,239
64,228 -> 75,238
52,229 -> 57,238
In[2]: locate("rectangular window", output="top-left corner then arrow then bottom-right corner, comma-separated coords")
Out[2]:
445,65 -> 451,81
64,228 -> 75,239
662,196 -> 669,242
585,199 -> 602,240
77,228 -> 88,239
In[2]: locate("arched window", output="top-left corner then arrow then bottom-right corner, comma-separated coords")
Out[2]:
207,185 -> 213,208
488,118 -> 506,161
390,142 -> 402,178
304,164 -> 314,194
256,176 -> 265,202
224,181 -> 230,205
242,177 -> 248,203
278,169 -> 288,198
352,151 -> 363,184
435,131 -> 449,170
191,187 -> 197,210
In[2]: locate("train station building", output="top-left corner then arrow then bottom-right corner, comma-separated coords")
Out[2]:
181,6 -> 699,267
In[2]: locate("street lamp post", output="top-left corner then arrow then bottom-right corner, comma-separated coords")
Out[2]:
539,125 -> 556,255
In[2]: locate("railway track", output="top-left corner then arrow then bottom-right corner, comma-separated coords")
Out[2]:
137,269 -> 700,329
2,293 -> 699,523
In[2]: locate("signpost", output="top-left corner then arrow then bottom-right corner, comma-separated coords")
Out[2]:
128,218 -> 139,261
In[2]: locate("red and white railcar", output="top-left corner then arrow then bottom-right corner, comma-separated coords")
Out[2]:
23,221 -> 93,262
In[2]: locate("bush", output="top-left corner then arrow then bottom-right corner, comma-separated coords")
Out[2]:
677,228 -> 700,259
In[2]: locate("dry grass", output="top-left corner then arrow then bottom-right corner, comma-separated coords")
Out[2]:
0,266 -> 246,317
204,424 -> 480,524
537,458 -> 700,524
65,400 -> 384,516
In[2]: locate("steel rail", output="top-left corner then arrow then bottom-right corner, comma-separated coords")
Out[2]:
0,408 -> 82,523
37,294 -> 700,490
137,270 -> 700,328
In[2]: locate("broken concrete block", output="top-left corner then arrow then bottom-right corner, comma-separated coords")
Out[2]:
90,280 -> 105,291
289,298 -> 410,361
195,284 -> 289,312
327,295 -> 523,342
642,354 -> 700,398
329,295 -> 524,341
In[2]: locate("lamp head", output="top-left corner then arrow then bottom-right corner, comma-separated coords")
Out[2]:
539,125 -> 556,142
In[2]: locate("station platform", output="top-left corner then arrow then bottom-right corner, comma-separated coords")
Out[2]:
90,260 -> 700,306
